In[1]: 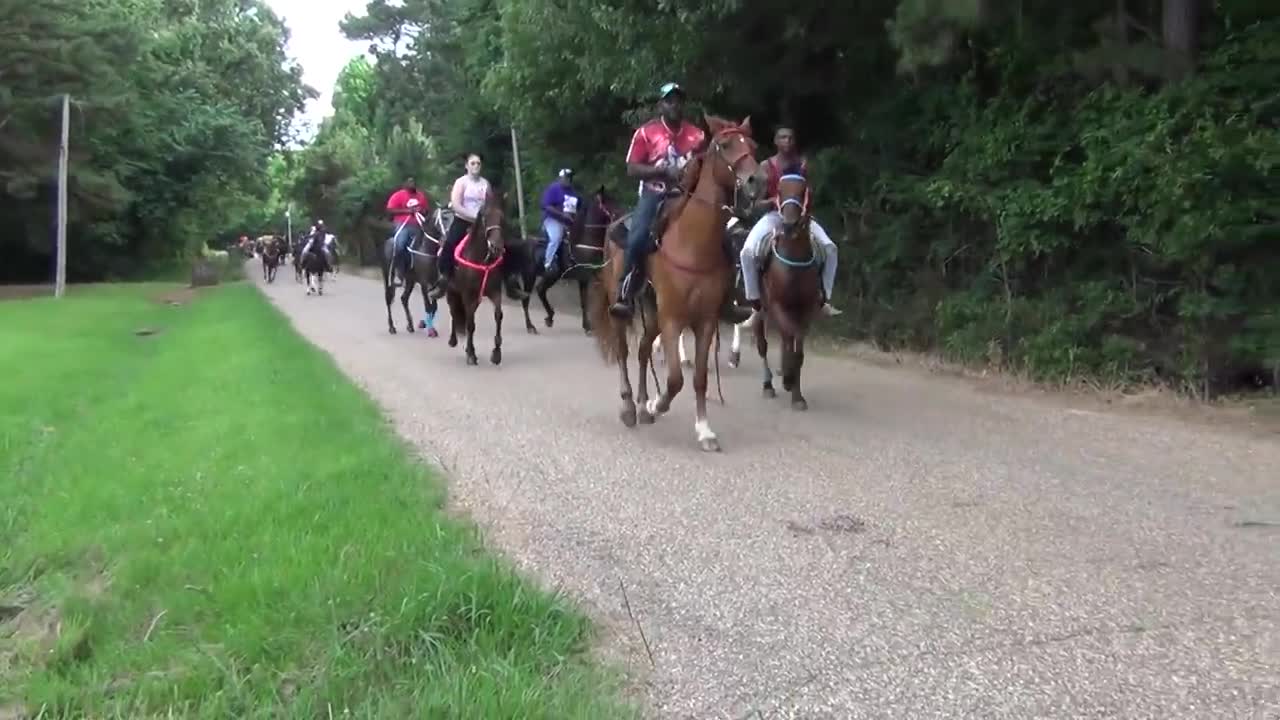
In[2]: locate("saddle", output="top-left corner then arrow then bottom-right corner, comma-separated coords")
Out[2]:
610,192 -> 685,251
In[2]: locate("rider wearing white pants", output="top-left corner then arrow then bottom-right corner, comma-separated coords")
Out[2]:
739,126 -> 842,326
740,212 -> 841,322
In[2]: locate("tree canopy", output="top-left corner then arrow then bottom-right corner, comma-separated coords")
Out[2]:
0,0 -> 313,280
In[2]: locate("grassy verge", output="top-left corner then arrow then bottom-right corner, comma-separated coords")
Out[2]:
0,284 -> 633,718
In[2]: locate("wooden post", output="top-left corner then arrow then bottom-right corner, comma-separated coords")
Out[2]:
54,93 -> 69,298
509,125 -> 527,237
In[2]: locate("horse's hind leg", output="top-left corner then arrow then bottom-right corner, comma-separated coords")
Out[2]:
401,282 -> 416,333
691,322 -> 720,452
756,314 -> 776,398
446,293 -> 462,348
578,278 -> 591,335
636,314 -> 660,425
384,273 -> 398,333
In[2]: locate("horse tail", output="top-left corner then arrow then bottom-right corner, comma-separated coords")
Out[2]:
588,276 -> 622,366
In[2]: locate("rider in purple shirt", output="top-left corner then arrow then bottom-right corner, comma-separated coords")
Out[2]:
538,169 -> 580,271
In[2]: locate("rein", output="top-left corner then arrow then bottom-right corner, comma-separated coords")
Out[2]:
455,222 -> 505,297
771,173 -> 819,268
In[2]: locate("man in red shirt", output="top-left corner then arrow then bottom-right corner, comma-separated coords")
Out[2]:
609,83 -> 751,324
386,177 -> 430,287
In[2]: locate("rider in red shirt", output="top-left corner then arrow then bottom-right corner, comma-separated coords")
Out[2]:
386,177 -> 430,286
609,82 -> 752,324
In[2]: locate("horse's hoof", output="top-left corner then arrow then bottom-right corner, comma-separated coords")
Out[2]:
406,324 -> 415,333
526,325 -> 538,335
791,398 -> 809,411
620,406 -> 637,428
782,379 -> 794,392
389,326 -> 397,335
699,437 -> 722,453
448,336 -> 458,348
466,355 -> 478,366
638,407 -> 655,425
490,348 -> 502,365
583,328 -> 592,336
763,384 -> 776,398
545,315 -> 554,328
728,350 -> 741,368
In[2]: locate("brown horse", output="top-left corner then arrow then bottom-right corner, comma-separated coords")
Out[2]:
590,115 -> 762,451
259,235 -> 283,283
445,191 -> 509,366
752,171 -> 823,410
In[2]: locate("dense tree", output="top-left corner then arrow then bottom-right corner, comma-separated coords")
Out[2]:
289,0 -> 1277,391
1,0 -> 313,281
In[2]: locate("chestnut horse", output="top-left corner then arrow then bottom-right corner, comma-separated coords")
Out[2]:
590,115 -> 762,451
754,171 -> 823,409
445,191 -> 510,366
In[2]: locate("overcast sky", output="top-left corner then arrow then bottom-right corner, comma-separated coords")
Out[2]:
265,0 -> 369,139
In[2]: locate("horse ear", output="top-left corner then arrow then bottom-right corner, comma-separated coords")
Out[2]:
704,114 -> 725,134
739,116 -> 752,136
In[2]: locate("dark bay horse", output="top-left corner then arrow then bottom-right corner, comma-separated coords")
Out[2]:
515,186 -> 621,335
382,208 -> 448,336
259,235 -> 284,283
445,192 -> 510,366
754,171 -> 823,409
590,115 -> 762,451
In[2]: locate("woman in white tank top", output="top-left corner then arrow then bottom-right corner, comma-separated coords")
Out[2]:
429,153 -> 527,301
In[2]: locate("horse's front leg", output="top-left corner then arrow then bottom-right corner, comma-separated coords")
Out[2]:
756,311 -> 775,398
464,304 -> 479,365
691,322 -> 720,452
400,281 -> 416,333
679,330 -> 691,367
649,320 -> 685,418
446,292 -> 462,348
521,278 -> 538,334
490,294 -> 504,365
537,272 -> 556,328
787,334 -> 807,411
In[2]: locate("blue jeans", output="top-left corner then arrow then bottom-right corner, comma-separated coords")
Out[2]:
542,217 -> 567,269
392,221 -> 421,257
623,190 -> 663,274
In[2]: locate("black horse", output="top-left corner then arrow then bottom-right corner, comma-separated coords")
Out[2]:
513,186 -> 621,335
382,208 -> 450,336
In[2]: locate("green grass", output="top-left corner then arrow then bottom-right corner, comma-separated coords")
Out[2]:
0,283 -> 634,719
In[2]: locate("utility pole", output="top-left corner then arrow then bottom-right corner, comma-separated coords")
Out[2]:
509,126 -> 527,238
54,93 -> 69,298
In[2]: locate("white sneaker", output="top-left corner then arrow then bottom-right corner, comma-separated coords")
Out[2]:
821,303 -> 843,317
741,307 -> 762,328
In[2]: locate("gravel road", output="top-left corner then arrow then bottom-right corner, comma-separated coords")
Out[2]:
253,267 -> 1280,719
